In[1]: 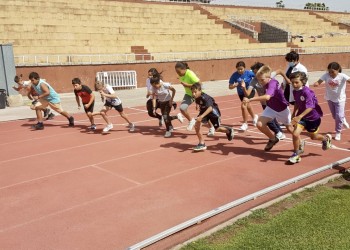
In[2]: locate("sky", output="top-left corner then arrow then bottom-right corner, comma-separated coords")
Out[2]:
210,0 -> 350,12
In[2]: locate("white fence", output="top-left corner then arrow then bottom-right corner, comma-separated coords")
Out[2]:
96,71 -> 137,89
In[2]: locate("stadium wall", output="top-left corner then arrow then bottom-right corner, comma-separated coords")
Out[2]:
16,53 -> 350,93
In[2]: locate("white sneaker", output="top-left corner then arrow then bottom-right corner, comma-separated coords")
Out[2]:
207,127 -> 215,136
253,115 -> 258,127
103,124 -> 113,133
177,113 -> 184,123
335,133 -> 341,141
187,118 -> 196,131
343,118 -> 349,129
276,132 -> 286,140
239,123 -> 248,131
128,123 -> 135,132
159,117 -> 164,127
164,131 -> 172,138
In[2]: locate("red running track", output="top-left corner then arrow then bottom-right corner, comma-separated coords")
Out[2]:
0,86 -> 349,250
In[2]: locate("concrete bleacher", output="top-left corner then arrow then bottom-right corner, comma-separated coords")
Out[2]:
0,0 -> 349,64
203,5 -> 349,42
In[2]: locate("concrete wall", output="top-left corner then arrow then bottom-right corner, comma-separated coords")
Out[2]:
16,53 -> 350,93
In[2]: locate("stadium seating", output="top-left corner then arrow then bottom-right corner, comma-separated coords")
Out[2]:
0,0 -> 348,64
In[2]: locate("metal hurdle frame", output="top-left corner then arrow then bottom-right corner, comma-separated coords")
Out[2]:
96,71 -> 137,89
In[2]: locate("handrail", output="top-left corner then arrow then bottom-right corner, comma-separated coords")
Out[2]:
14,46 -> 350,66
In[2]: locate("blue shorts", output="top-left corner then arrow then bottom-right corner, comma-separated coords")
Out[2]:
297,118 -> 321,133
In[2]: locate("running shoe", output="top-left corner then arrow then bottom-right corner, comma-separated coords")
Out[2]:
322,134 -> 332,150
164,131 -> 172,138
159,117 -> 164,127
334,133 -> 341,141
276,131 -> 286,140
187,118 -> 196,131
288,152 -> 301,164
239,123 -> 248,131
226,127 -> 234,141
128,123 -> 135,132
89,124 -> 97,130
169,126 -> 174,132
32,122 -> 44,130
43,108 -> 50,118
264,136 -> 280,151
103,124 -> 113,133
253,115 -> 258,127
207,127 -> 215,137
46,112 -> 55,120
177,113 -> 184,123
343,118 -> 349,129
193,143 -> 207,151
68,116 -> 74,127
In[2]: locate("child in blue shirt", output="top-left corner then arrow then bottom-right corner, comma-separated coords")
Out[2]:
229,61 -> 258,131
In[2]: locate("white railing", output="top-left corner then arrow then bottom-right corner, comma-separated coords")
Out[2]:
96,71 -> 137,89
14,46 -> 350,66
143,0 -> 211,3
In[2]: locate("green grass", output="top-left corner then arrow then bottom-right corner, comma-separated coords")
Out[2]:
181,178 -> 350,250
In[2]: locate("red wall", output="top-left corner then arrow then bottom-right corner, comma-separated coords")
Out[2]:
16,53 -> 350,93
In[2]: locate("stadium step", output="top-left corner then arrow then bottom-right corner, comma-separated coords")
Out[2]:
192,4 -> 259,43
309,11 -> 350,32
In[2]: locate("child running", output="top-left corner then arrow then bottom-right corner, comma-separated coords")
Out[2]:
29,72 -> 74,130
289,71 -> 332,164
175,62 -> 215,135
146,68 -> 177,126
150,74 -> 184,138
314,62 -> 350,141
93,81 -> 135,133
229,61 -> 258,131
247,62 -> 287,140
243,66 -> 294,151
72,78 -> 96,130
191,83 -> 234,151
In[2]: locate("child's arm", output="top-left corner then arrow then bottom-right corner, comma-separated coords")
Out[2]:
34,83 -> 50,100
85,93 -> 95,108
313,79 -> 323,87
229,82 -> 239,90
243,94 -> 270,104
151,93 -> 157,114
292,108 -> 312,126
100,91 -> 117,99
169,86 -> 176,105
197,106 -> 213,122
274,69 -> 291,85
75,95 -> 81,109
291,103 -> 299,118
12,85 -> 21,91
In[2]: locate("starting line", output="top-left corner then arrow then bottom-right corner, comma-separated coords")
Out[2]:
127,156 -> 350,250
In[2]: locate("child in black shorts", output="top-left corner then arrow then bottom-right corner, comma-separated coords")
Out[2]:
72,78 -> 96,130
191,83 -> 234,151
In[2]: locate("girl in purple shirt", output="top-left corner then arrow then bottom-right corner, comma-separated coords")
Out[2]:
289,72 -> 332,164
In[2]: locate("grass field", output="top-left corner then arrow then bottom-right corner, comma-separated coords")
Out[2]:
181,174 -> 350,250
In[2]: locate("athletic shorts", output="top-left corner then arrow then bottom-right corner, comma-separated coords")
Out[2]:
238,89 -> 255,101
105,100 -> 123,112
298,118 -> 321,133
261,106 -> 291,125
180,94 -> 194,111
201,109 -> 221,129
83,101 -> 94,113
36,99 -> 64,113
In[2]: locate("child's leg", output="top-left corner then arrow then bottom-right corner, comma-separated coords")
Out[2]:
334,101 -> 345,133
159,101 -> 172,131
292,126 -> 303,153
327,100 -> 336,120
180,95 -> 193,121
119,111 -> 132,124
247,102 -> 256,119
195,120 -> 204,144
146,99 -> 162,119
240,102 -> 249,123
87,112 -> 94,125
267,119 -> 282,134
100,107 -> 111,124
257,116 -> 274,139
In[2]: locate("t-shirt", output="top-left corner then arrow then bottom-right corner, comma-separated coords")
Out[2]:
229,70 -> 255,96
249,71 -> 278,106
265,78 -> 289,112
146,79 -> 164,100
195,93 -> 221,117
293,86 -> 323,121
32,79 -> 60,104
74,85 -> 93,104
103,84 -> 122,106
320,72 -> 350,103
179,69 -> 200,97
152,82 -> 172,102
284,62 -> 308,102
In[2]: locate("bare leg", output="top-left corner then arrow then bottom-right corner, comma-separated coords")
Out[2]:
257,116 -> 274,139
241,102 -> 248,123
195,120 -> 204,144
247,103 -> 255,119
119,111 -> 132,124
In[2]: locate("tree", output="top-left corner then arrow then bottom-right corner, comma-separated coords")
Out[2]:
304,2 -> 329,11
276,0 -> 285,8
